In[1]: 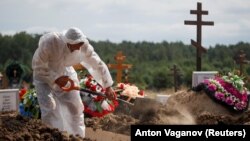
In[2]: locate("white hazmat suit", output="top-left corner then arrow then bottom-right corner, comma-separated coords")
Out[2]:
32,27 -> 113,137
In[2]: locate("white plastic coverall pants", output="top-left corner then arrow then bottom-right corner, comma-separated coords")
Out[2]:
32,32 -> 113,137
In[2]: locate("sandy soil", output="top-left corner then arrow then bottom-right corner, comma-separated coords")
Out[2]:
1,90 -> 250,141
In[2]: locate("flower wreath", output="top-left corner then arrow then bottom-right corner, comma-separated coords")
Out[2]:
79,75 -> 119,117
79,75 -> 145,117
19,88 -> 41,119
192,72 -> 249,112
113,82 -> 145,114
114,82 -> 145,103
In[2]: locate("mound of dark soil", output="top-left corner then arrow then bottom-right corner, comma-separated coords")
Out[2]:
0,111 -> 93,141
1,90 -> 250,140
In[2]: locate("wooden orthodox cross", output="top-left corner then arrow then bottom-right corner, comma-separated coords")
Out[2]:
108,51 -> 132,83
184,2 -> 214,71
234,50 -> 250,75
169,65 -> 182,92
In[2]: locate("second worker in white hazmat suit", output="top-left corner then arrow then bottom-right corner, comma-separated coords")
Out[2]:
32,27 -> 115,138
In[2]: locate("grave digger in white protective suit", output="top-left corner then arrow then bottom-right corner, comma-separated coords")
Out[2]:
32,27 -> 116,137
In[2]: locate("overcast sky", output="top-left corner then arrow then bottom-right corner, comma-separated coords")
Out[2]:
0,0 -> 250,47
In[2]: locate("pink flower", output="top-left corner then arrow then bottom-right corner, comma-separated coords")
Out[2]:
203,79 -> 210,84
225,86 -> 241,99
208,84 -> 217,91
235,102 -> 247,110
225,96 -> 234,105
215,92 -> 225,101
241,94 -> 248,102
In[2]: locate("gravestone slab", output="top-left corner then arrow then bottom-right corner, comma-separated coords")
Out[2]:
0,89 -> 19,112
192,71 -> 218,87
156,94 -> 171,105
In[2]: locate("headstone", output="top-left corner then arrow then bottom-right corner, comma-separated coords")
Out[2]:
192,71 -> 218,87
0,89 -> 19,112
156,94 -> 171,105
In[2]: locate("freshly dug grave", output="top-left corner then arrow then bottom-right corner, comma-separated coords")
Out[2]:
0,111 -> 92,141
1,90 -> 249,140
85,90 -> 250,135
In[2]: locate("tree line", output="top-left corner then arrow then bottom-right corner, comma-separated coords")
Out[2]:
0,32 -> 249,90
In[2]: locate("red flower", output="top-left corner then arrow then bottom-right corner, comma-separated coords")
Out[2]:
113,100 -> 119,107
84,99 -> 119,117
87,75 -> 93,81
19,88 -> 27,100
94,96 -> 104,102
85,81 -> 91,88
91,85 -> 97,92
139,90 -> 144,96
119,83 -> 124,89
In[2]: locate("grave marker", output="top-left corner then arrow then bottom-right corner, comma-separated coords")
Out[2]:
168,65 -> 182,92
0,89 -> 19,112
184,2 -> 214,71
108,51 -> 132,83
156,94 -> 171,105
192,71 -> 218,87
233,50 -> 250,75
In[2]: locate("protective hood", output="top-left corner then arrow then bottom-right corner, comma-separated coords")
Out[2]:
62,27 -> 88,44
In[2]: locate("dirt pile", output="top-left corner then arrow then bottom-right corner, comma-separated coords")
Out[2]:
0,112 -> 93,141
85,90 -> 250,135
165,90 -> 250,125
1,90 -> 250,140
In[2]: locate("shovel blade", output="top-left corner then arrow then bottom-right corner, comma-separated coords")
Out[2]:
130,97 -> 161,118
114,97 -> 160,117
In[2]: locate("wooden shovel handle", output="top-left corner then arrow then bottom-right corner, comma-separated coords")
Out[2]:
61,79 -> 80,92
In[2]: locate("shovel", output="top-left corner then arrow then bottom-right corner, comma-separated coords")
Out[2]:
60,79 -> 134,106
79,88 -> 134,106
60,79 -> 160,116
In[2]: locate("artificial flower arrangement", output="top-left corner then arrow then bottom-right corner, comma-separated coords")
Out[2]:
19,88 -> 41,119
113,82 -> 145,114
79,75 -> 119,117
18,74 -> 145,118
79,75 -> 145,117
114,82 -> 145,103
192,71 -> 249,112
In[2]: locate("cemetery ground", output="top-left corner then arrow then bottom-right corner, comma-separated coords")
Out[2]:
1,88 -> 250,141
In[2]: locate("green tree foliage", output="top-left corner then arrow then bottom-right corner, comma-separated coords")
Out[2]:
0,32 -> 249,90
